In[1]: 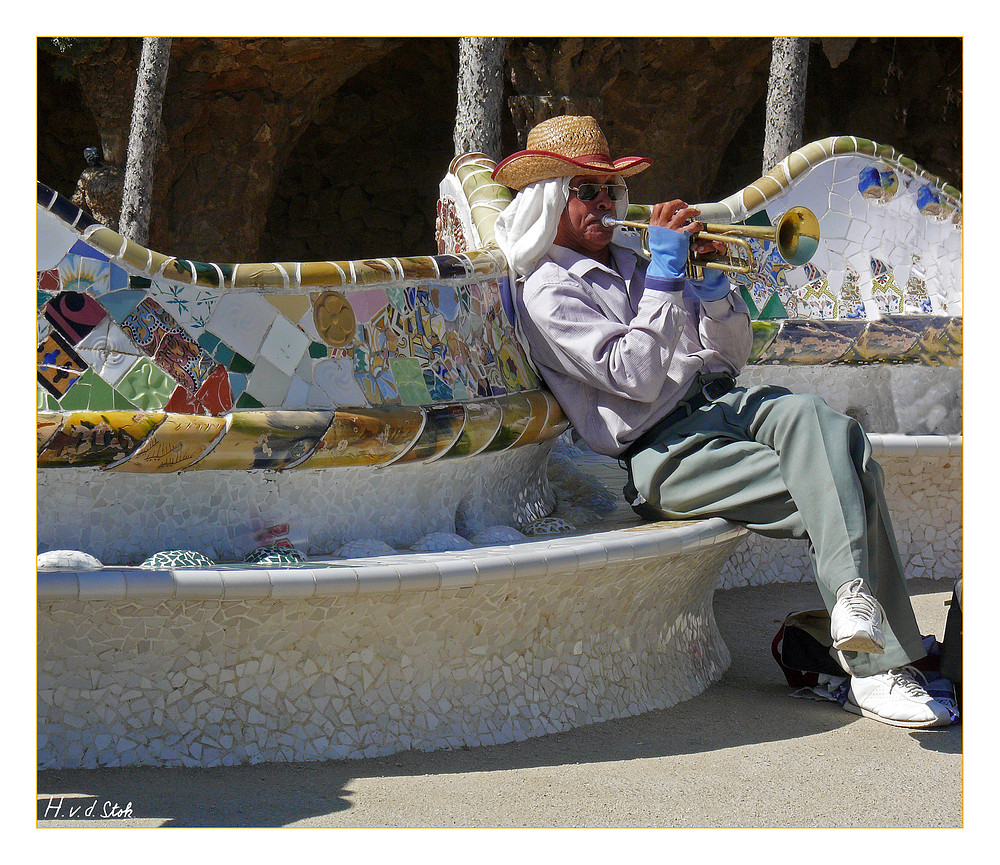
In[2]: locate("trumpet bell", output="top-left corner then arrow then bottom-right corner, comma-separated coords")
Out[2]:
775,206 -> 820,267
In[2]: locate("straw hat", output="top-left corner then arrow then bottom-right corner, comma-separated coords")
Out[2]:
492,115 -> 651,190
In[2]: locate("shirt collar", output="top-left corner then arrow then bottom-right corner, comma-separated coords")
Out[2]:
547,243 -> 643,283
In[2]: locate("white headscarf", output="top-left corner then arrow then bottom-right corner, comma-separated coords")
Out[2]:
494,176 -> 631,277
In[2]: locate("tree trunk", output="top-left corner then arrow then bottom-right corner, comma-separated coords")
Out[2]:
453,37 -> 506,160
119,37 -> 172,245
762,37 -> 809,173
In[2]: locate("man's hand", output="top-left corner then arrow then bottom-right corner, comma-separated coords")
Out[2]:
649,200 -> 725,257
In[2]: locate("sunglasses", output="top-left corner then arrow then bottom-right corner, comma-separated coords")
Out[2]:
569,182 -> 628,202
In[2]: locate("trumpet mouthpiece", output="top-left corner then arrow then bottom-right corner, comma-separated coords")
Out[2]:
600,215 -> 619,228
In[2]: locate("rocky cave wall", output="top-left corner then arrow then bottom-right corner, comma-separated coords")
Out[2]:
37,36 -> 962,264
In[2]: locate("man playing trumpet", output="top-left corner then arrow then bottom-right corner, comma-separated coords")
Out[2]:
492,114 -> 953,728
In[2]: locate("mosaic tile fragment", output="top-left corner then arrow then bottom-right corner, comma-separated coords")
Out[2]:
193,410 -> 333,470
37,331 -> 87,398
116,357 -> 178,410
310,407 -> 424,468
37,410 -> 164,467
393,404 -> 465,464
111,412 -> 227,472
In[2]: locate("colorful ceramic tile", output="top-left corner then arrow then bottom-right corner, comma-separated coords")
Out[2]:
38,385 -> 59,412
747,321 -> 780,362
99,289 -> 146,325
312,290 -> 357,348
153,329 -> 218,395
348,288 -> 390,324
434,253 -> 470,280
448,400 -> 503,458
534,390 -> 570,442
754,320 -> 861,364
194,410 -> 333,470
298,261 -> 350,288
896,315 -> 963,365
193,331 -> 230,371
506,391 -> 549,448
149,281 -> 222,334
140,549 -> 217,568
285,375 -> 311,407
310,407 -> 424,468
869,257 -> 904,315
37,331 -> 87,398
484,393 -> 533,452
37,410 -> 164,467
163,384 -> 205,415
227,372 -> 248,403
120,297 -> 180,357
903,257 -> 934,314
264,293 -> 311,325
56,252 -> 112,297
195,364 -> 235,415
394,257 -> 440,282
858,165 -> 898,201
389,356 -> 433,405
105,414 -> 226,472
245,546 -> 306,565
36,412 -> 64,454
842,320 -> 922,363
354,258 -> 401,286
422,368 -> 454,402
234,391 -> 264,409
116,357 -> 178,411
43,290 -> 107,345
917,184 -> 951,218
57,367 -> 137,411
37,268 -> 60,295
352,345 -> 400,406
394,404 -> 465,464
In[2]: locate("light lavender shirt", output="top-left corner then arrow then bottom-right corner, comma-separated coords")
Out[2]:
516,242 -> 753,456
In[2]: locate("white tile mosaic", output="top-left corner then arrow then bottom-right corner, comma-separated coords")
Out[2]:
39,541 -> 740,770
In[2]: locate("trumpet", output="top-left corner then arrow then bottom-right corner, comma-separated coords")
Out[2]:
601,205 -> 820,279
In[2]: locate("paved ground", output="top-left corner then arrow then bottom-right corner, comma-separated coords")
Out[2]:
36,577 -> 962,832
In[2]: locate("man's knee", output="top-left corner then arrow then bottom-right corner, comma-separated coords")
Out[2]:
759,390 -> 835,428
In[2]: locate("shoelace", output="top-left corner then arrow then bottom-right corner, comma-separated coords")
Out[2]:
839,590 -> 879,620
886,666 -> 930,697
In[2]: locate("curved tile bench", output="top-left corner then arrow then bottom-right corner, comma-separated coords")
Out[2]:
38,515 -> 746,767
38,136 -> 961,769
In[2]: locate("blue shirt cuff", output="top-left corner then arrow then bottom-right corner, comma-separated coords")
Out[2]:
688,268 -> 732,301
643,274 -> 686,293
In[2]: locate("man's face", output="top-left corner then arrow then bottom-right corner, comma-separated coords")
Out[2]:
554,173 -> 621,257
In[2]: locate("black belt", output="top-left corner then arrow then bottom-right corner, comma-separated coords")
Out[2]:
621,373 -> 736,463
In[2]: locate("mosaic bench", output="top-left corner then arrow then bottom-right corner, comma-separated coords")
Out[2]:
37,136 -> 961,768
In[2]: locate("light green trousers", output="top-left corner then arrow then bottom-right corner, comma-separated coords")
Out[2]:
628,384 -> 926,677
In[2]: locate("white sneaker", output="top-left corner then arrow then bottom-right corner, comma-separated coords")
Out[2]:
845,667 -> 952,728
831,578 -> 885,654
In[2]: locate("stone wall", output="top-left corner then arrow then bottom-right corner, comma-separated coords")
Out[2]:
37,36 -> 962,264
